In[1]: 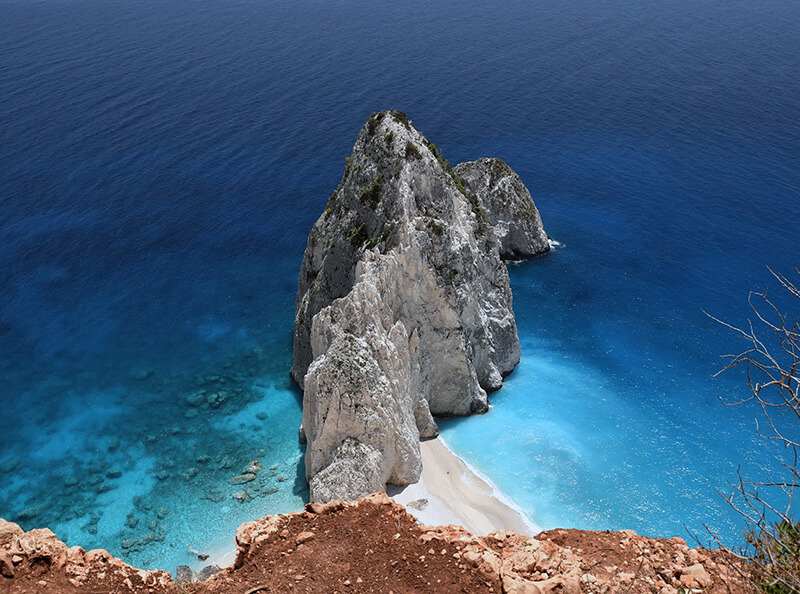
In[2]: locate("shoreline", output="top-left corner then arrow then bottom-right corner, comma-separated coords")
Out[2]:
388,435 -> 540,537
203,435 -> 538,572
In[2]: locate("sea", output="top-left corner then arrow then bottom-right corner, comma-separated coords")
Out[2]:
1,0 -> 798,573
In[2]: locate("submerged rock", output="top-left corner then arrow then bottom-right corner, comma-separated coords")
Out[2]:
206,391 -> 227,408
130,368 -> 153,381
292,110 -> 548,502
105,467 -> 123,479
244,460 -> 263,475
175,565 -> 198,584
182,467 -> 199,481
95,482 -> 114,494
203,487 -> 226,503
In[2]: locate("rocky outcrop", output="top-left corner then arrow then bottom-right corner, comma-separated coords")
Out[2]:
0,518 -> 172,592
454,158 -> 550,260
291,110 -> 549,502
228,494 -> 748,593
0,498 -> 751,593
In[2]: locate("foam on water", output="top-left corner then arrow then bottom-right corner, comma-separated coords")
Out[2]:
440,334 -> 764,542
437,436 -> 542,536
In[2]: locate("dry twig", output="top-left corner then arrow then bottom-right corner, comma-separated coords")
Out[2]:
706,266 -> 800,593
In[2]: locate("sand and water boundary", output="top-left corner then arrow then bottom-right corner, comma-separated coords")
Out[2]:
205,435 -> 538,571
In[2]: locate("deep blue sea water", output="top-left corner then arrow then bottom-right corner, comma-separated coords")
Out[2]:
1,0 -> 799,572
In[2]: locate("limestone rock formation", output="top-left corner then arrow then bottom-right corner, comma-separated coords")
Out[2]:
292,110 -> 549,502
454,158 -> 550,260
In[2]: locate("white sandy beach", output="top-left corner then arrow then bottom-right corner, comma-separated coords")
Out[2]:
204,435 -> 538,571
388,436 -> 539,537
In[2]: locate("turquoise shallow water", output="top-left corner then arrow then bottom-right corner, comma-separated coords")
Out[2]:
0,335 -> 307,570
1,0 -> 799,572
441,130 -> 800,543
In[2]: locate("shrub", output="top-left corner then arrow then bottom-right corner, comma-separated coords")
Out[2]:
405,141 -> 421,160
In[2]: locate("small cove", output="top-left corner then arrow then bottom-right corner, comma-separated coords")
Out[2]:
1,0 -> 799,571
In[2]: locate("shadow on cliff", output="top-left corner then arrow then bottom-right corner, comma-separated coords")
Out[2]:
292,446 -> 309,501
281,369 -> 309,501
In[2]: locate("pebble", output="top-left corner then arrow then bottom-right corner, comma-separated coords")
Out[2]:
296,531 -> 315,545
406,498 -> 428,511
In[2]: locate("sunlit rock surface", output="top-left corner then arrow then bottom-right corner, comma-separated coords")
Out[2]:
291,111 -> 548,502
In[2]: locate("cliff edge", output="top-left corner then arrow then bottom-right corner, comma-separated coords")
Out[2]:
291,110 -> 549,502
0,495 -> 750,593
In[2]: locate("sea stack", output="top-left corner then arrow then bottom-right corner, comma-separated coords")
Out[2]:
291,110 -> 549,502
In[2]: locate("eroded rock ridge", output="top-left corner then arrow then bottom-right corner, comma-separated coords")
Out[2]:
291,110 -> 549,502
0,496 -> 750,593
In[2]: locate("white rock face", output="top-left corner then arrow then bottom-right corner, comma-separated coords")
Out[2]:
454,158 -> 550,260
292,111 -> 548,502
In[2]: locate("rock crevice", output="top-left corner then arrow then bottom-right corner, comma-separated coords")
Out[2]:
291,110 -> 549,502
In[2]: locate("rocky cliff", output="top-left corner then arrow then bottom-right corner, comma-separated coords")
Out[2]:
0,495 -> 751,593
291,110 -> 549,502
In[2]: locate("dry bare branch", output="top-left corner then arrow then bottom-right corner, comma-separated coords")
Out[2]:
707,267 -> 800,593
